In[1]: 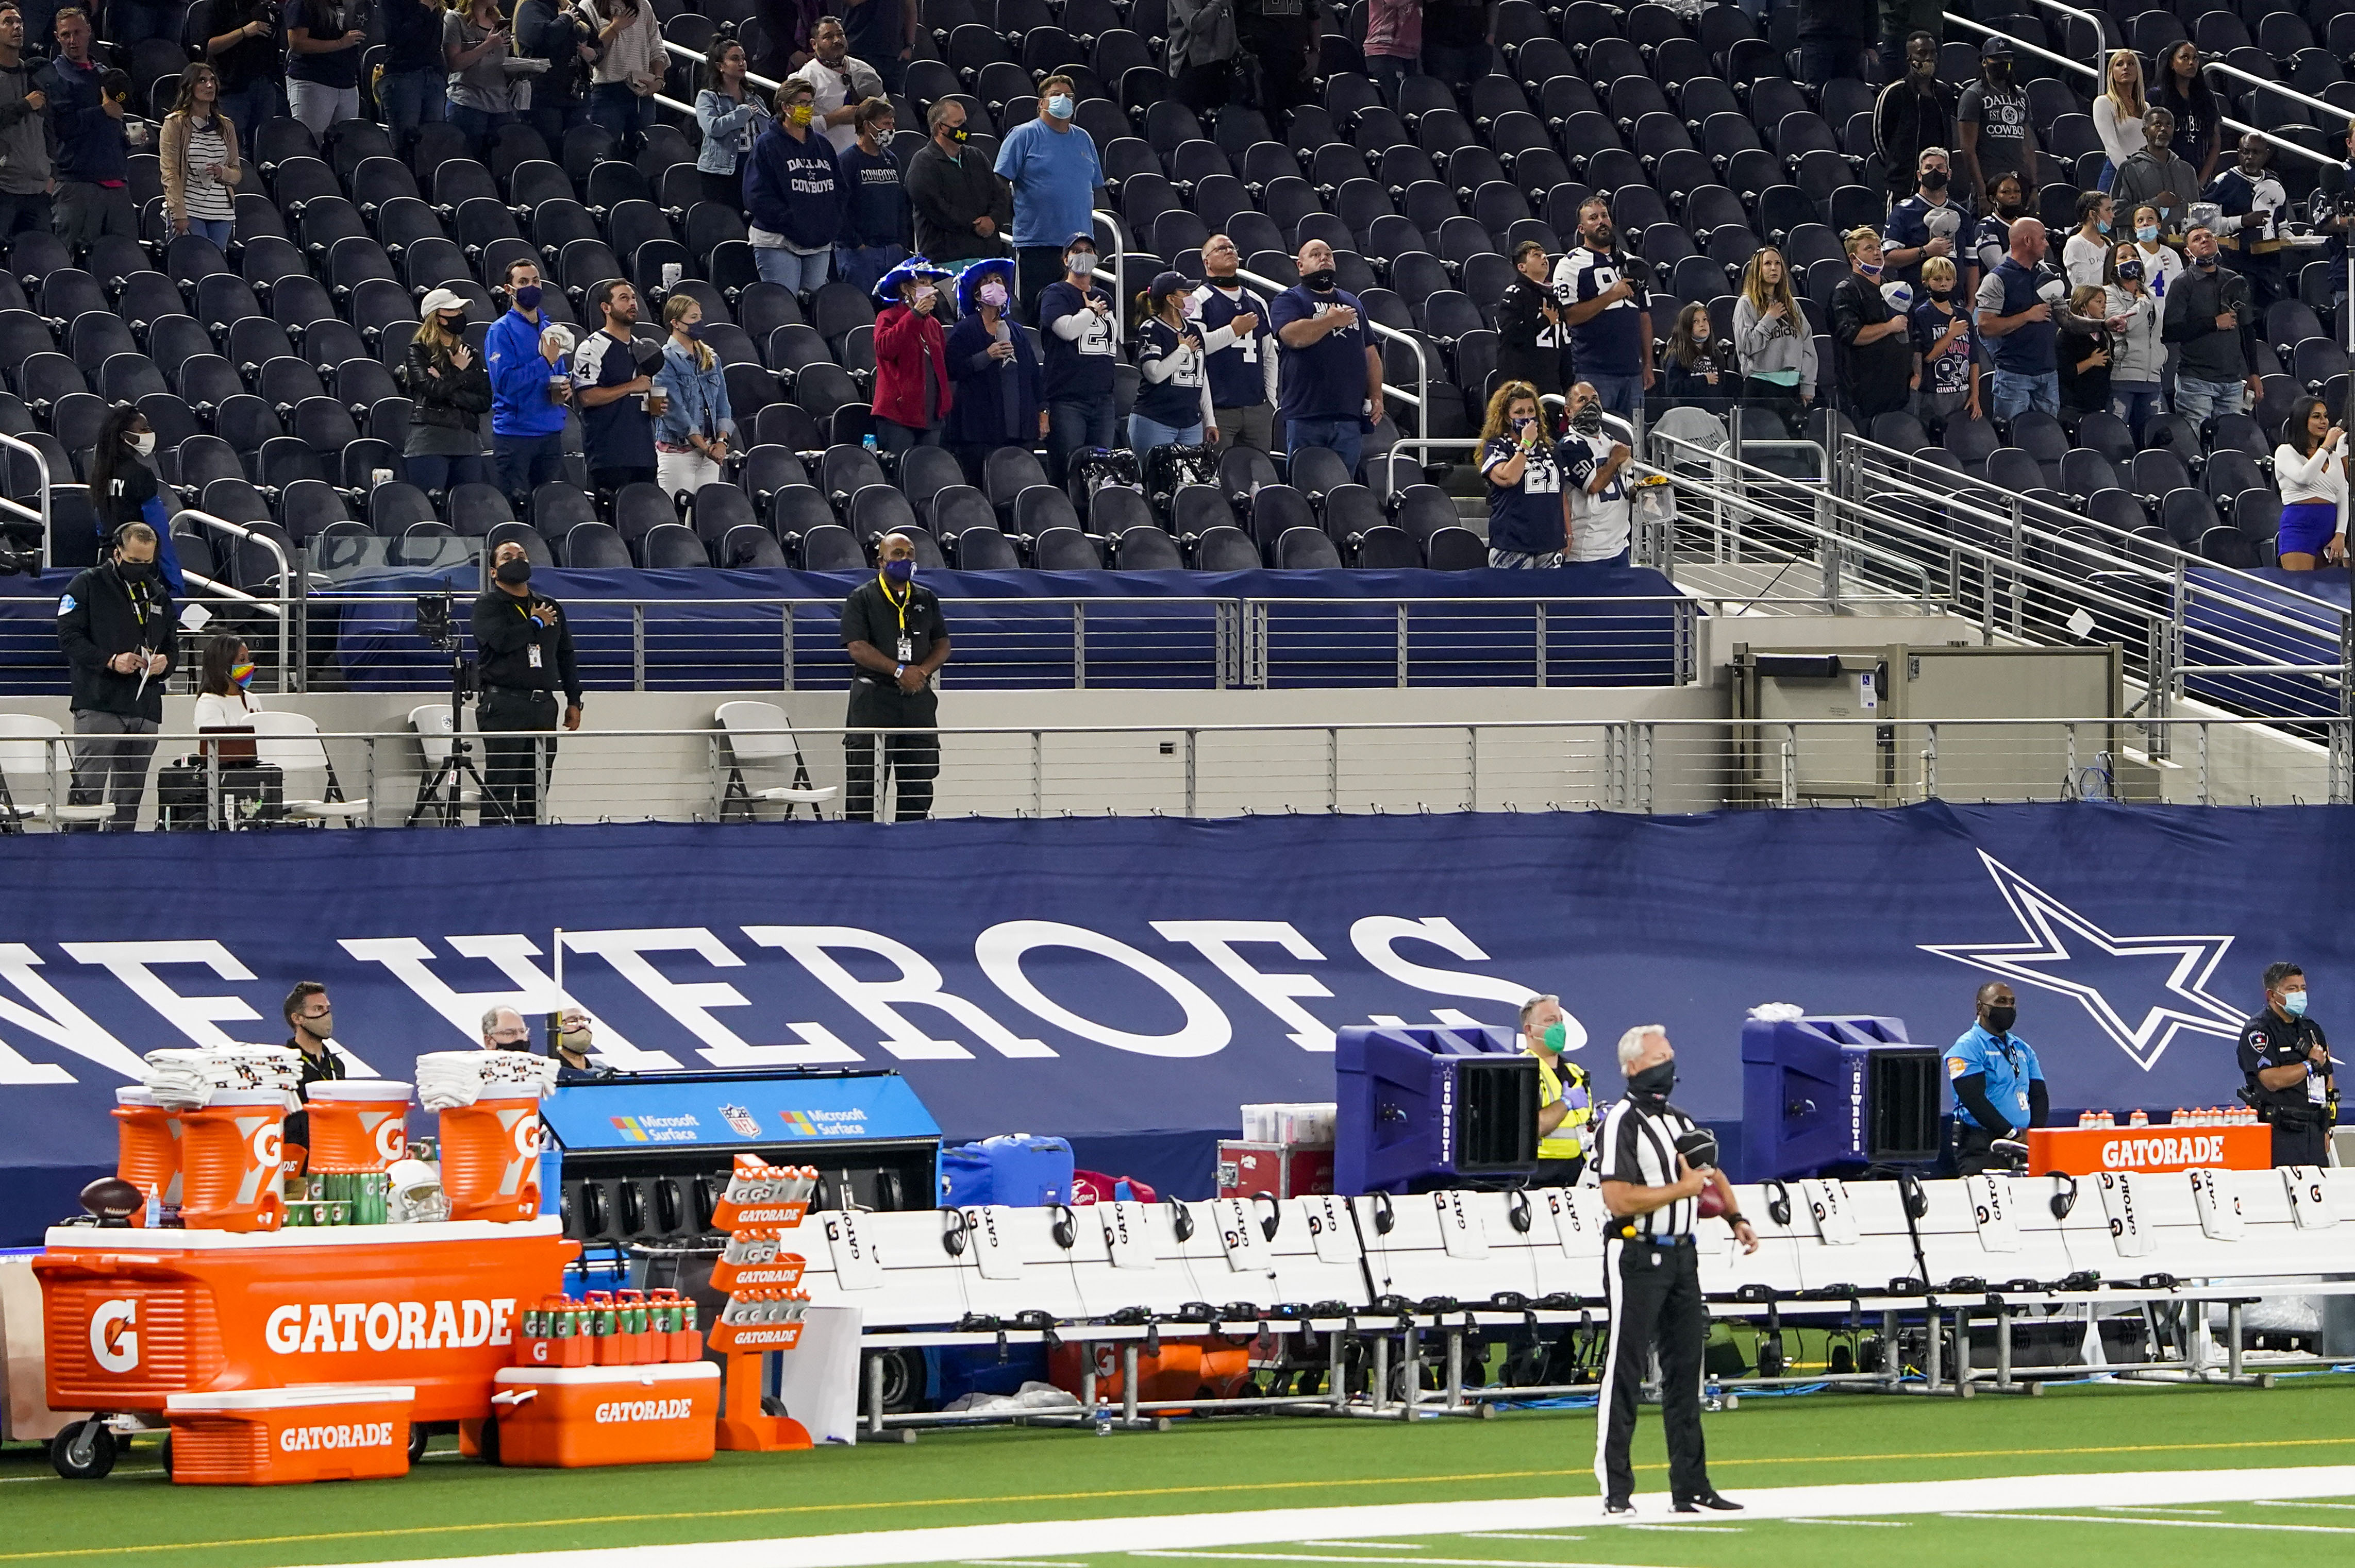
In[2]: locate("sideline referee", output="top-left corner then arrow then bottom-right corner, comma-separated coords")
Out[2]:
1594,1024 -> 1756,1518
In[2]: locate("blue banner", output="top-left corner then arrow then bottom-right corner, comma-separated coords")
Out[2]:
0,803 -> 2340,1242
542,1074 -> 941,1152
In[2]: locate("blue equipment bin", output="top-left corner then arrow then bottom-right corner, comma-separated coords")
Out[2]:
939,1134 -> 1076,1207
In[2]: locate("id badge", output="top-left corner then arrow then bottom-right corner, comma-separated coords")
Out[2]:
527,645 -> 543,669
896,635 -> 913,662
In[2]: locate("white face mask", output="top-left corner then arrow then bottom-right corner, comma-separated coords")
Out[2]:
130,431 -> 156,457
1067,254 -> 1097,277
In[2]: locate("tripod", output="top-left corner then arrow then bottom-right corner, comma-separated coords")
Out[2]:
407,648 -> 512,825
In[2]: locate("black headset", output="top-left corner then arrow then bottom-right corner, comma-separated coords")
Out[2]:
1506,1189 -> 1533,1234
2048,1172 -> 2079,1221
1762,1178 -> 1793,1228
653,1176 -> 683,1234
1164,1195 -> 1195,1243
1251,1190 -> 1280,1241
1049,1203 -> 1077,1250
941,1206 -> 970,1257
1368,1189 -> 1395,1235
617,1179 -> 646,1236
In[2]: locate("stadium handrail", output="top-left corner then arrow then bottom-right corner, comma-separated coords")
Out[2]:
0,430 -> 52,567
172,509 -> 293,683
660,39 -> 786,98
2016,0 -> 2109,82
1229,267 -> 1432,443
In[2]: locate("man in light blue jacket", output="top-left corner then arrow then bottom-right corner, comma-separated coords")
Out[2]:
484,258 -> 575,516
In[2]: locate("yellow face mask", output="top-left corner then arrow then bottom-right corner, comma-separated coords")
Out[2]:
788,104 -> 814,127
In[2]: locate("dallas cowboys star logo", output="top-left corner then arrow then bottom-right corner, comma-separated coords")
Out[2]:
1918,852 -> 2244,1071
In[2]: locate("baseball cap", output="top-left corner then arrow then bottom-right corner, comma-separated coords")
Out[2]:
1979,37 -> 2013,58
419,287 -> 469,318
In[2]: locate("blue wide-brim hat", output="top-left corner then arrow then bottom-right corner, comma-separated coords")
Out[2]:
956,256 -> 1016,312
874,257 -> 953,306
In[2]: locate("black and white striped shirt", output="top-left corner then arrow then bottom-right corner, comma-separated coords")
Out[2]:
1595,1096 -> 1700,1240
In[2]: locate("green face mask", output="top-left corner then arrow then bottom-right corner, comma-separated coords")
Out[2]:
1542,1021 -> 1569,1052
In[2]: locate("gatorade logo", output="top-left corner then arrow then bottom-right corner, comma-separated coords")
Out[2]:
498,1107 -> 542,1196
370,1111 -> 408,1164
241,1116 -> 284,1204
264,1297 -> 515,1354
89,1299 -> 138,1373
279,1421 -> 395,1452
592,1398 -> 695,1424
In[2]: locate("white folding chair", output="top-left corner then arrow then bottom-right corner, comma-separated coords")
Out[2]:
716,700 -> 836,819
248,711 -> 369,824
0,714 -> 113,830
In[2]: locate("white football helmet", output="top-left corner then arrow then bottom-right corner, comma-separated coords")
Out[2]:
387,1159 -> 448,1224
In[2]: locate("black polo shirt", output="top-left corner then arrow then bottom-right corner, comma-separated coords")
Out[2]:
841,574 -> 949,676
284,1034 -> 346,1154
2239,1007 -> 2329,1118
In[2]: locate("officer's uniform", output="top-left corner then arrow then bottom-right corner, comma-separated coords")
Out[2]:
470,584 -> 582,824
840,570 -> 951,822
1593,1091 -> 1721,1508
1946,1022 -> 2045,1175
2239,1007 -> 2333,1167
1533,1051 -> 1594,1184
282,1036 -> 346,1162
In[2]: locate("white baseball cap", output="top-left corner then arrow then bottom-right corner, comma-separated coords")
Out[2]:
419,287 -> 469,318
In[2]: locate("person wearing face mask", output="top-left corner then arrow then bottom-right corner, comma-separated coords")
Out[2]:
481,1005 -> 533,1051
907,99 -> 1012,266
1039,234 -> 1120,483
870,257 -> 955,452
485,259 -> 576,516
1873,31 -> 1955,206
471,538 -> 582,824
192,634 -> 264,731
403,287 -> 495,499
280,983 -> 347,1159
995,75 -> 1106,321
2240,962 -> 2335,1169
1478,380 -> 1565,569
834,99 -> 910,296
746,80 -> 848,295
1973,217 -> 2061,422
1946,983 -> 2047,1176
1881,146 -> 1968,297
1972,172 -> 2028,278
652,293 -> 736,498
1560,382 -> 1633,566
1833,226 -> 1913,424
1908,255 -> 1980,431
548,1008 -> 610,1084
2161,223 -> 2260,424
944,256 -> 1044,483
1957,38 -> 2034,215
87,406 -> 186,596
787,15 -> 883,156
1494,238 -> 1565,400
1193,235 -> 1277,453
2102,242 -> 2165,437
2202,133 -> 2287,314
1594,1024 -> 1755,1518
1550,198 -> 1651,424
1130,270 -> 1227,451
56,521 -> 177,830
2110,109 -> 2199,241
2057,284 -> 2115,425
1520,993 -> 1592,1184
839,531 -> 951,822
1273,237 -> 1384,477
2062,191 -> 2116,291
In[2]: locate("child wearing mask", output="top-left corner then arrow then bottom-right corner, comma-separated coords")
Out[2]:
1910,255 -> 1980,431
2057,284 -> 2115,424
1659,302 -> 1734,409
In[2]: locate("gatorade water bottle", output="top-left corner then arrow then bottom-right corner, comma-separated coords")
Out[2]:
2129,1108 -> 2148,1127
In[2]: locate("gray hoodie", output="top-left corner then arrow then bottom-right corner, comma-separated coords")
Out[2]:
0,56 -> 53,197
2102,282 -> 2164,385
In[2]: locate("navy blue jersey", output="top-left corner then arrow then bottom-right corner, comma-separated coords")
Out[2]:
1132,317 -> 1210,427
1270,285 -> 1372,424
1038,279 -> 1117,402
1190,280 -> 1276,409
1480,434 -> 1567,555
1550,244 -> 1648,377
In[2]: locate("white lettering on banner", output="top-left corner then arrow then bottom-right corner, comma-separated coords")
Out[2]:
2097,1134 -> 2227,1169
340,935 -> 682,1071
264,1298 -> 514,1354
89,1298 -> 138,1373
743,925 -> 1053,1059
1151,921 -> 1336,1052
58,940 -> 269,1052
1347,917 -> 1576,1048
280,1421 -> 395,1452
0,943 -> 146,1084
974,921 -> 1229,1058
594,1398 -> 695,1423
561,929 -> 864,1068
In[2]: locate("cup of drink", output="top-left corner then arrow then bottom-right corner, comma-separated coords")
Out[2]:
548,374 -> 569,401
661,261 -> 682,289
370,467 -> 393,488
645,385 -> 669,415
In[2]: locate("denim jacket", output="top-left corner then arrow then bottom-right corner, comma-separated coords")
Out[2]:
695,89 -> 772,175
652,337 -> 736,448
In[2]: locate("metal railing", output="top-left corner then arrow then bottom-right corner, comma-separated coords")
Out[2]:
169,510 -> 294,688
0,431 -> 51,567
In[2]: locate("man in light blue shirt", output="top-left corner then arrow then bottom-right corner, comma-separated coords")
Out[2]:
994,73 -> 1106,322
1947,981 -> 2048,1175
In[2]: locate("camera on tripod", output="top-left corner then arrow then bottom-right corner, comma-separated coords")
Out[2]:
408,590 -> 507,825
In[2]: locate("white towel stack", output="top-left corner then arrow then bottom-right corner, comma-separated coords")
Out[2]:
414,1050 -> 559,1111
142,1047 -> 304,1110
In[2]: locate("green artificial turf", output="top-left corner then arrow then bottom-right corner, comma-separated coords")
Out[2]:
5,1376 -> 2354,1568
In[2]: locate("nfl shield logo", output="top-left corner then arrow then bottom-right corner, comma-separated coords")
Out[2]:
720,1104 -> 762,1137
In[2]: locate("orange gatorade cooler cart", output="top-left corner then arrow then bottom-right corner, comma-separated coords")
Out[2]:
111,1088 -> 180,1225
177,1089 -> 288,1233
488,1362 -> 720,1468
304,1082 -> 412,1174
163,1384 -> 415,1485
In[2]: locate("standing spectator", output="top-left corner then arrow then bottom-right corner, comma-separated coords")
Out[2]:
515,0 -> 597,147
838,531 -> 948,823
870,258 -> 954,453
2162,223 -> 2260,424
444,0 -> 524,159
1551,197 -> 1651,424
89,407 -> 185,594
485,258 -> 575,513
1420,0 -> 1489,81
841,0 -> 913,94
283,0 -> 364,137
1478,379 -> 1565,569
1832,226 -> 1912,423
2057,285 -> 2113,424
995,76 -> 1104,323
2204,133 -> 2287,314
401,287 -> 494,498
571,278 -> 661,497
753,0 -> 820,78
1167,0 -> 1238,114
2092,48 -> 2146,195
1795,0 -> 1870,85
1130,269 -> 1223,451
1975,217 -> 2061,422
745,79 -> 846,294
2153,40 -> 2221,186
1194,235 -> 1277,454
1360,0 -> 1420,106
379,0 -> 449,156
651,293 -> 736,498
2103,240 -> 2164,436
1271,236 -> 1382,476
1972,171 -> 2030,277
1732,246 -> 1816,439
1037,232 -> 1117,483
472,539 -> 581,824
944,256 -> 1044,482
40,10 -> 135,252
0,8 -> 48,241
2110,109 -> 2199,240
1874,32 -> 1953,206
1560,381 -> 1633,566
581,0 -> 663,157
789,15 -> 881,156
1494,238 -> 1563,399
1876,1 -> 1937,78
1235,0 -> 1311,121
55,521 -> 176,831
2061,191 -> 2114,290
1659,303 -> 1733,411
2272,397 -> 2347,570
1957,39 -> 2034,215
907,98 -> 1011,266
1910,255 -> 1979,431
834,98 -> 908,297
694,38 -> 771,210
1881,146 -> 1969,295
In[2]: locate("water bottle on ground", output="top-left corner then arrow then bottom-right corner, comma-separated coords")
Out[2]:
1094,1398 -> 1112,1436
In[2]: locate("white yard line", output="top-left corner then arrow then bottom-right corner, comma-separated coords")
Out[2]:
1946,1511 -> 2355,1535
1459,1536 -> 1590,1543
1293,1545 -> 1424,1551
1778,1519 -> 1910,1527
2256,1501 -> 2355,1511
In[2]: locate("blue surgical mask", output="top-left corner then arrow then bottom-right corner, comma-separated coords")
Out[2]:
2136,223 -> 2158,242
1857,260 -> 1882,278
1047,94 -> 1073,120
2096,218 -> 2111,234
2285,990 -> 2309,1018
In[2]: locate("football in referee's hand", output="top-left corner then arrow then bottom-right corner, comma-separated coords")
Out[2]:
1697,1185 -> 1726,1219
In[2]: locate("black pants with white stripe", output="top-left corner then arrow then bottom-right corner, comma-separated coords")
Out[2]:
1596,1236 -> 1710,1504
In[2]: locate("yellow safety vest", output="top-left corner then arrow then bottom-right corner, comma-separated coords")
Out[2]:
1534,1052 -> 1593,1160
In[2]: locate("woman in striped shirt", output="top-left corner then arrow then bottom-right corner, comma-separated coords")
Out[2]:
160,63 -> 241,250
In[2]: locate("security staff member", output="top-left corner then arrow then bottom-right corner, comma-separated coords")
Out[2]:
1521,992 -> 1593,1183
55,522 -> 176,831
1594,1025 -> 1753,1518
1947,981 -> 2047,1174
2241,962 -> 2335,1168
840,531 -> 951,822
280,980 -> 346,1160
471,539 -> 582,824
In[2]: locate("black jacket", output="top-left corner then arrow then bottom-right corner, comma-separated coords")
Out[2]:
1493,275 -> 1563,396
471,586 -> 582,704
2160,262 -> 2255,385
57,560 -> 177,721
906,141 -> 1014,263
1874,79 -> 1955,197
404,339 -> 494,433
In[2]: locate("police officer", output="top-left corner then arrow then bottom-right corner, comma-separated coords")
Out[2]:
2240,962 -> 2335,1168
471,539 -> 582,824
841,531 -> 952,822
1520,992 -> 1593,1183
1947,981 -> 2047,1174
1594,1025 -> 1754,1518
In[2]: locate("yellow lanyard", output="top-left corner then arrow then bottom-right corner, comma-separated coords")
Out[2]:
879,573 -> 911,643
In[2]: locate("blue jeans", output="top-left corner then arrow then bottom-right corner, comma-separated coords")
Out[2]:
2173,375 -> 2247,425
755,246 -> 831,292
2096,159 -> 2115,193
1284,415 -> 1363,478
181,217 -> 232,249
379,70 -> 448,154
2109,381 -> 2163,439
1046,396 -> 1118,484
0,190 -> 50,237
1366,54 -> 1416,105
448,105 -> 515,159
222,81 -> 278,147
834,242 -> 907,299
1990,368 -> 2060,422
588,82 -> 653,154
406,452 -> 490,494
492,431 -> 568,513
1582,370 -> 1645,422
875,417 -> 941,452
1130,412 -> 1203,451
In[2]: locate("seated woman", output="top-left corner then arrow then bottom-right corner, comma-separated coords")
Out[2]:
943,258 -> 1044,484
192,635 -> 262,732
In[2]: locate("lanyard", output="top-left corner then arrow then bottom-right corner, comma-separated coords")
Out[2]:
878,574 -> 911,642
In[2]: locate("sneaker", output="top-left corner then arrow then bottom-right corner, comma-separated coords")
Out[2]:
1602,1498 -> 1636,1516
1672,1492 -> 1743,1512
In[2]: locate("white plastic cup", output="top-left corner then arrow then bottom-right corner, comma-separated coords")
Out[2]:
661,262 -> 682,289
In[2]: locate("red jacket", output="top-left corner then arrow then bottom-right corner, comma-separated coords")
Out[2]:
871,303 -> 954,429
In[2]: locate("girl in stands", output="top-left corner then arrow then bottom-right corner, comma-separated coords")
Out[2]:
1659,302 -> 1733,411
694,37 -> 771,210
2127,203 -> 2184,298
652,294 -> 736,498
1130,270 -> 1226,453
401,288 -> 495,499
443,0 -> 525,159
1478,380 -> 1565,570
2103,241 -> 2165,439
2154,41 -> 2222,184
2274,396 -> 2347,570
160,63 -> 240,250
2063,191 -> 2113,289
2057,284 -> 2114,426
88,407 -> 186,595
2092,47 -> 2145,194
1732,247 -> 1816,440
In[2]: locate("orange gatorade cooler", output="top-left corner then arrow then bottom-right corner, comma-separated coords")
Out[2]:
164,1384 -> 414,1485
304,1081 -> 412,1173
178,1089 -> 287,1233
439,1095 -> 542,1222
489,1362 -> 719,1468
113,1087 -> 180,1225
